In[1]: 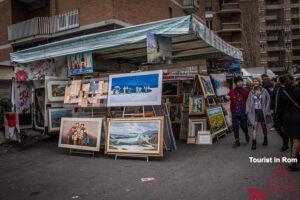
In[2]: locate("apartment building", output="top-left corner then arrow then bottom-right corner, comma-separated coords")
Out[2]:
259,0 -> 300,73
0,0 -> 205,66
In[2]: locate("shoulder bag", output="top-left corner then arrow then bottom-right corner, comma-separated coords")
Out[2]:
283,89 -> 300,111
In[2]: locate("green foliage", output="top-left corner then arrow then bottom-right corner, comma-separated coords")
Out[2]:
0,97 -> 12,131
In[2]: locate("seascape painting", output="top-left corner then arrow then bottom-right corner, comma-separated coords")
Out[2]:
59,118 -> 102,151
106,117 -> 164,156
107,70 -> 163,107
48,108 -> 73,132
207,107 -> 227,135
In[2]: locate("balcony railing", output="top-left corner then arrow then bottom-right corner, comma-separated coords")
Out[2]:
219,3 -> 241,14
8,10 -> 79,41
182,0 -> 199,14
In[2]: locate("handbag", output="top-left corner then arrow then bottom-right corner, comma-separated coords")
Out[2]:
283,89 -> 300,111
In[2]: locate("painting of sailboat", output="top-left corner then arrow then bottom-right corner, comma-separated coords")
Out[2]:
106,117 -> 164,156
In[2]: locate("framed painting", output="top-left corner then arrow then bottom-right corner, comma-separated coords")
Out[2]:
168,104 -> 181,123
106,117 -> 164,156
46,80 -> 67,102
196,133 -> 212,145
67,52 -> 93,75
188,118 -> 207,137
189,96 -> 205,115
162,81 -> 179,97
48,108 -> 73,132
198,75 -> 215,97
207,107 -> 227,135
107,70 -> 163,107
210,74 -> 229,96
59,118 -> 103,151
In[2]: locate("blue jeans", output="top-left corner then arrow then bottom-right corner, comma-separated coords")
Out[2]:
232,112 -> 249,140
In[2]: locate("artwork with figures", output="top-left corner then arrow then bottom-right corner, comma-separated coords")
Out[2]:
189,96 -> 205,115
198,75 -> 215,97
106,117 -> 164,156
15,59 -> 55,81
107,70 -> 163,107
59,118 -> 102,151
188,118 -> 207,137
210,74 -> 229,96
67,52 -> 93,75
48,108 -> 73,132
207,107 -> 227,135
46,80 -> 67,102
64,78 -> 108,107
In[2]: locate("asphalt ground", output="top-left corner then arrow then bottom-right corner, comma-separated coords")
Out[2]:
0,129 -> 299,200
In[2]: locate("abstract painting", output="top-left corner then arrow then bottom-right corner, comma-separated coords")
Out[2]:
210,74 -> 229,96
48,108 -> 73,132
106,117 -> 164,156
107,70 -> 163,107
207,107 -> 227,135
59,118 -> 103,151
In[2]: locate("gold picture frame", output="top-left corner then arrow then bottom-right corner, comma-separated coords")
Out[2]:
198,75 -> 215,98
189,96 -> 206,115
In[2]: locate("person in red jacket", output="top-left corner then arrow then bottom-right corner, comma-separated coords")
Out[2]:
227,76 -> 250,147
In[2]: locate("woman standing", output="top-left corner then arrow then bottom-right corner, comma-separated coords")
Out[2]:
246,78 -> 271,150
277,75 -> 300,171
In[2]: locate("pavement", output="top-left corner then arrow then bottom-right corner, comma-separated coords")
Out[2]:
0,128 -> 299,200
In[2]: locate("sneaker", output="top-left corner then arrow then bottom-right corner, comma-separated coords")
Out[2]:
233,140 -> 240,148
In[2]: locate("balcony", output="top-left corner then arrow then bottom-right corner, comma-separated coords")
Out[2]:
267,57 -> 280,62
218,3 -> 241,14
265,24 -> 284,31
8,10 -> 79,41
264,4 -> 283,10
292,35 -> 300,40
265,35 -> 279,41
292,56 -> 300,60
266,46 -> 285,51
218,23 -> 241,33
265,15 -> 278,21
182,0 -> 199,14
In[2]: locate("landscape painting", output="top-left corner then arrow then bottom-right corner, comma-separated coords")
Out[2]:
189,96 -> 205,115
47,80 -> 67,102
59,118 -> 102,151
207,107 -> 227,135
106,117 -> 164,156
107,70 -> 163,107
48,108 -> 73,132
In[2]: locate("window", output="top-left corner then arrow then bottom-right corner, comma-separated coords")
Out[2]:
169,7 -> 173,18
206,20 -> 213,30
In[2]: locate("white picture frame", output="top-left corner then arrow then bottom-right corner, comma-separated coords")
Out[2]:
46,80 -> 67,102
107,70 -> 163,107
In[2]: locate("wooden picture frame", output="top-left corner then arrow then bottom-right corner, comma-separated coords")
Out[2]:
48,108 -> 73,132
105,117 -> 164,157
198,75 -> 215,98
162,81 -> 179,97
188,118 -> 207,137
59,118 -> 103,152
189,96 -> 206,115
207,107 -> 228,135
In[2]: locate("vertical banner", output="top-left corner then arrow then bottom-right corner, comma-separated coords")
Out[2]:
67,52 -> 93,76
147,32 -> 172,64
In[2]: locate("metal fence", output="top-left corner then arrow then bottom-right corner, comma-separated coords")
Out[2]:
8,10 -> 79,41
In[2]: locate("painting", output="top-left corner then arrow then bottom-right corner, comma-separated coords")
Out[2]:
46,80 -> 67,102
168,104 -> 181,123
188,118 -> 207,137
207,107 -> 227,135
147,32 -> 172,64
198,75 -> 215,97
183,93 -> 191,108
210,74 -> 229,96
64,78 -> 108,107
189,96 -> 205,115
196,133 -> 212,145
34,88 -> 45,130
59,118 -> 103,151
106,117 -> 164,156
15,59 -> 55,81
107,70 -> 163,107
220,102 -> 232,127
67,52 -> 93,75
48,108 -> 73,132
162,81 -> 179,96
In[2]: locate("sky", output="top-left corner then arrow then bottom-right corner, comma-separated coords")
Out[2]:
111,74 -> 159,88
110,121 -> 159,135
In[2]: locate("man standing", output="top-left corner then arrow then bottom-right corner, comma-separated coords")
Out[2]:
227,76 -> 250,147
261,74 -> 273,95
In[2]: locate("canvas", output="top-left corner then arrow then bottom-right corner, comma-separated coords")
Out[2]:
48,108 -> 73,132
220,102 -> 233,127
189,96 -> 205,115
67,52 -> 93,75
207,107 -> 227,135
198,75 -> 215,97
106,117 -> 164,156
107,70 -> 163,107
59,118 -> 102,151
210,74 -> 229,96
46,80 -> 67,102
188,118 -> 207,137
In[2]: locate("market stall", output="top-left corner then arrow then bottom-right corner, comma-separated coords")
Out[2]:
9,15 -> 242,159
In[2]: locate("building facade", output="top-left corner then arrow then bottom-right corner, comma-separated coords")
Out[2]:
0,0 -> 205,66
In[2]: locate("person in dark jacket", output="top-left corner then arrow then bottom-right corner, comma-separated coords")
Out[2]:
271,78 -> 289,151
277,74 -> 300,171
261,74 -> 273,95
227,76 -> 250,147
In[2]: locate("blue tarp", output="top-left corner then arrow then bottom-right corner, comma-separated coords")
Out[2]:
10,15 -> 243,64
